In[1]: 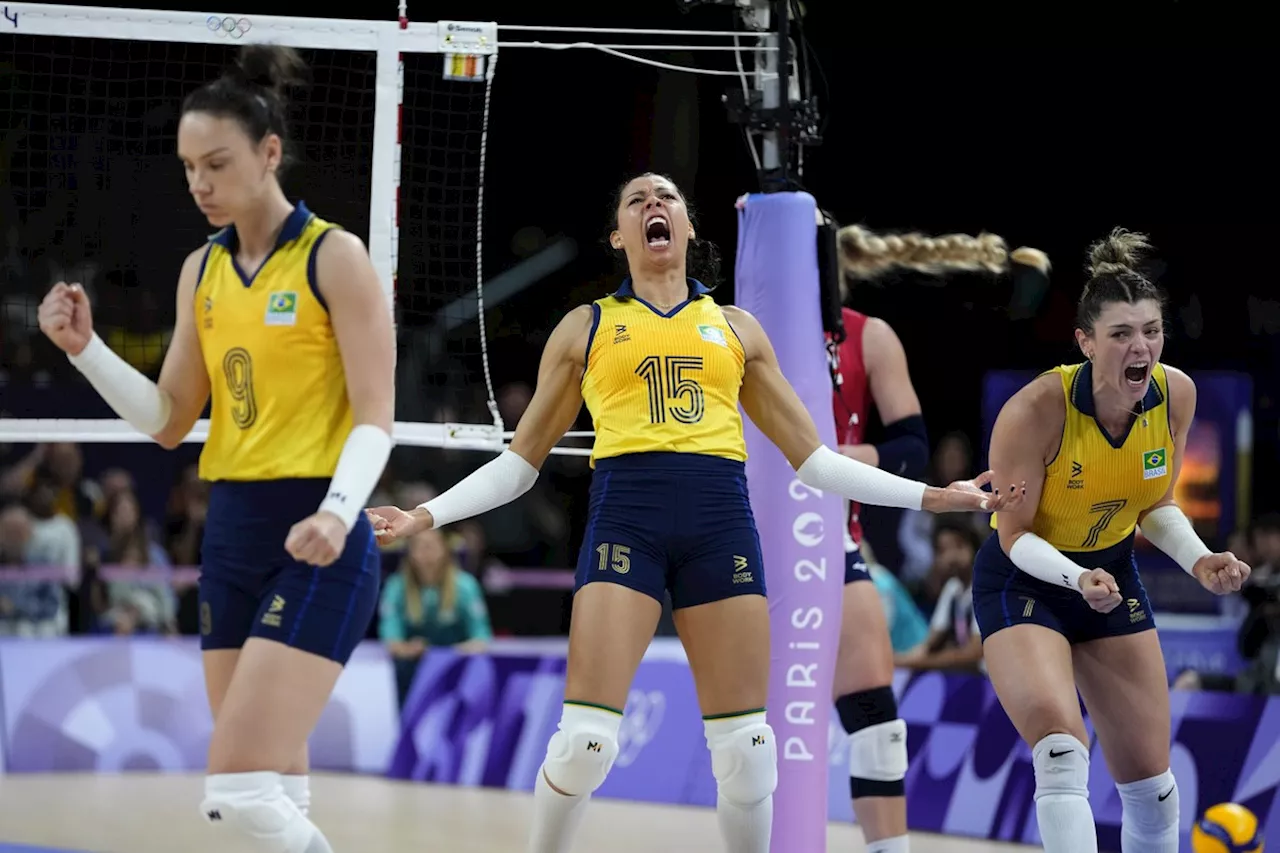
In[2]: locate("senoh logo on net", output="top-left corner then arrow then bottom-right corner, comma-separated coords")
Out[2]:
783,478 -> 829,764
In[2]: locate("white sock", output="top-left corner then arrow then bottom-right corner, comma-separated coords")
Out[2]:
526,764 -> 591,853
705,712 -> 776,853
1032,734 -> 1098,853
281,774 -> 311,817
202,772 -> 334,853
1116,770 -> 1179,853
867,835 -> 910,853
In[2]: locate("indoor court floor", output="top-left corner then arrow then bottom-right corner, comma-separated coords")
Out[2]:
0,772 -> 1037,853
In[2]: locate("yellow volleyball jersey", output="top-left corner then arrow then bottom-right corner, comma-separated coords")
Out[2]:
995,361 -> 1175,552
195,202 -> 353,482
581,279 -> 747,466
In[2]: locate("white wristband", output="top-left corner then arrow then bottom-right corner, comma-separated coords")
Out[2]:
67,333 -> 172,437
318,424 -> 394,531
1008,532 -> 1088,592
421,449 -> 539,529
1139,505 -> 1212,575
796,445 -> 926,511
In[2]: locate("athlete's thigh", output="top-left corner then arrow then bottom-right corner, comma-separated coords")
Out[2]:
673,594 -> 770,717
1072,629 -> 1170,783
207,637 -> 344,773
983,625 -> 1087,746
563,583 -> 664,711
833,564 -> 894,698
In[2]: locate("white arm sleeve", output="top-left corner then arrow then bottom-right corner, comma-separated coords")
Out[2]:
67,334 -> 172,436
796,445 -> 927,511
1008,532 -> 1087,592
1139,504 -> 1211,575
420,449 -> 540,529
318,424 -> 394,531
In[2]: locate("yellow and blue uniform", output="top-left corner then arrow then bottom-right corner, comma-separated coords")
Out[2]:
574,278 -> 765,608
195,201 -> 380,664
972,360 -> 1172,644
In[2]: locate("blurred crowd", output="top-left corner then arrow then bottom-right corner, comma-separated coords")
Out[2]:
3,425 -> 1277,708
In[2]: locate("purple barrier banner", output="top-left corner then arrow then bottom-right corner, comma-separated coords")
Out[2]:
0,637 -> 399,775
389,648 -> 1280,853
735,191 -> 846,852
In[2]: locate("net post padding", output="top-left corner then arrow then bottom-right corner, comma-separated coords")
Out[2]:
735,191 -> 844,853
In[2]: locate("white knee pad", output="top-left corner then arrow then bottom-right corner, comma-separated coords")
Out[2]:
847,718 -> 908,783
705,713 -> 778,807
1032,733 -> 1091,801
1117,769 -> 1179,836
541,703 -> 622,797
201,771 -> 313,852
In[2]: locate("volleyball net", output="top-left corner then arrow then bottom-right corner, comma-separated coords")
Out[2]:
0,4 -> 773,458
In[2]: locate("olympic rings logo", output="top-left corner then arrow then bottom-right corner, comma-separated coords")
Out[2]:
207,15 -> 251,39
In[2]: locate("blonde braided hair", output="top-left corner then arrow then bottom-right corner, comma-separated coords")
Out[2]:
836,223 -> 1050,283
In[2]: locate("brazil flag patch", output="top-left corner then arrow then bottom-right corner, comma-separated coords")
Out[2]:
1142,448 -> 1168,480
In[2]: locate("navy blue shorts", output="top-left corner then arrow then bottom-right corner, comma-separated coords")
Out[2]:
574,452 -> 766,610
845,544 -> 872,584
199,478 -> 381,665
971,531 -> 1156,645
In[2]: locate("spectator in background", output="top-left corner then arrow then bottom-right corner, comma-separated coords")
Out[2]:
0,498 -> 69,636
896,516 -> 984,674
855,541 -> 931,654
22,470 -> 82,586
1236,513 -> 1280,694
91,489 -> 177,636
895,431 -> 976,587
163,464 -> 207,567
379,527 -> 493,706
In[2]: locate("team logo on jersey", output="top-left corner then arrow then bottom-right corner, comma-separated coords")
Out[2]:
1142,448 -> 1168,479
265,291 -> 298,326
698,324 -> 727,347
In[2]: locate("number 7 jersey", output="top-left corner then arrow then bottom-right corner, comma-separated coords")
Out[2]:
580,278 -> 748,467
194,202 -> 353,483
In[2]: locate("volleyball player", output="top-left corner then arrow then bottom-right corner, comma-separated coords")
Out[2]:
976,229 -> 1249,853
827,222 -> 1050,853
37,45 -> 393,853
368,173 -> 1022,853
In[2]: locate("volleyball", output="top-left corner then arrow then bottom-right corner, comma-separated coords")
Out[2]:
1192,802 -> 1264,853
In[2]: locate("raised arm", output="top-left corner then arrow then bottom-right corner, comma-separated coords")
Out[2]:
40,247 -> 211,449
725,305 -> 1008,515
371,305 -> 593,538
842,316 -> 928,478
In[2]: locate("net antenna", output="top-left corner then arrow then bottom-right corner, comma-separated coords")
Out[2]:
0,5 -> 778,459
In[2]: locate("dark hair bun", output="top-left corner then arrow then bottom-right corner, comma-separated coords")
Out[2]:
234,44 -> 309,97
1087,227 -> 1151,279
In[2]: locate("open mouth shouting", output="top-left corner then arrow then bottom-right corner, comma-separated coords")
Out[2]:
1123,360 -> 1150,388
645,213 -> 672,252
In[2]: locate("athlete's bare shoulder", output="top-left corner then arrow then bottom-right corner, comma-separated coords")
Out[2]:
549,304 -> 597,368
1160,363 -> 1197,434
993,371 -> 1067,462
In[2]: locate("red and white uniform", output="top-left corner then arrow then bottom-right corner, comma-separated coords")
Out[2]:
828,307 -> 871,547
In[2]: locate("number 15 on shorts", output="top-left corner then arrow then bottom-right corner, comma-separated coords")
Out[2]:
596,543 -> 631,575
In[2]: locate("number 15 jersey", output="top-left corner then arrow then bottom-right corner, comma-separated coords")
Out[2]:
580,278 -> 748,467
194,202 -> 353,483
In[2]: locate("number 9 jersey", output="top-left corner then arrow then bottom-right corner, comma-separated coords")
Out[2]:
580,277 -> 747,467
195,202 -> 352,483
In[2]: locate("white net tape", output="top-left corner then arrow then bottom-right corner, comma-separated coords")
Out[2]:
0,4 -> 775,458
